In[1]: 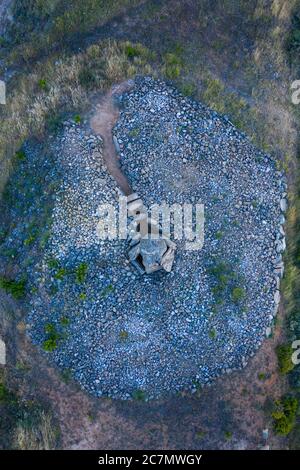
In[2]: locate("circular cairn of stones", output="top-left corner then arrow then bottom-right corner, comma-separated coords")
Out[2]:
27,77 -> 286,399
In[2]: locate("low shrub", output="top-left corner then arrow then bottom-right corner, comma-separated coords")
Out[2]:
272,396 -> 298,436
75,262 -> 88,284
119,330 -> 129,341
24,233 -> 37,246
276,344 -> 295,374
231,287 -> 246,303
258,372 -> 267,381
132,389 -> 146,401
54,268 -> 68,280
181,82 -> 197,97
60,316 -> 70,327
163,52 -> 183,80
123,42 -> 155,62
78,68 -> 96,88
0,383 -> 10,403
47,257 -> 60,269
15,149 -> 26,161
42,338 -> 57,352
43,323 -> 61,352
209,328 -> 217,340
74,114 -> 81,124
37,79 -> 48,91
0,276 -> 26,299
101,284 -> 115,298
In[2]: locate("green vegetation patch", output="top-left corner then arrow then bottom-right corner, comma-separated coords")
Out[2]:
276,344 -> 295,375
101,284 -> 115,298
0,276 -> 26,299
75,262 -> 88,284
163,51 -> 183,80
202,74 -> 248,129
231,287 -> 246,304
208,261 -> 246,307
132,389 -> 146,401
272,396 -> 298,436
43,323 -> 61,352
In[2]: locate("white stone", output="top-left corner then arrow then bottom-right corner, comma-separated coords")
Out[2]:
266,327 -> 272,338
280,198 -> 287,212
274,290 -> 280,305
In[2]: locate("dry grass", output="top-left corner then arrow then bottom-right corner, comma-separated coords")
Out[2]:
14,410 -> 57,450
7,0 -> 145,63
0,39 -> 153,193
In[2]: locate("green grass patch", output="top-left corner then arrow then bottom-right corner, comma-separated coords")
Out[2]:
0,276 -> 26,299
258,372 -> 267,381
215,230 -> 223,240
163,52 -> 183,80
39,231 -> 51,249
43,323 -> 61,352
209,328 -> 217,340
15,149 -> 26,161
75,262 -> 88,284
119,330 -> 129,341
224,431 -> 232,441
42,338 -> 58,352
74,114 -> 81,124
208,261 -> 246,308
132,389 -> 146,401
38,79 -> 48,91
54,268 -> 68,280
101,284 -> 115,298
202,74 -> 248,128
0,383 -> 10,403
47,257 -> 60,269
24,233 -> 37,246
231,287 -> 246,304
180,82 -> 197,97
60,316 -> 70,327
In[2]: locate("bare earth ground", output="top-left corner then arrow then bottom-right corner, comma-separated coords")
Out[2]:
1,0 -> 297,449
3,296 -> 286,449
90,80 -> 134,196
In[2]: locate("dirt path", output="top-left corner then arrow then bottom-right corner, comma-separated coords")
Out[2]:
90,81 -> 134,196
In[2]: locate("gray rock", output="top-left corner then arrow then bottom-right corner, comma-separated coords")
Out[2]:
274,290 -> 280,305
262,428 -> 269,440
113,135 -> 120,154
265,327 -> 272,338
280,198 -> 287,212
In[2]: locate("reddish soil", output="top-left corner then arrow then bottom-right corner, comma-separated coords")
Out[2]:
90,81 -> 134,196
1,292 -> 286,450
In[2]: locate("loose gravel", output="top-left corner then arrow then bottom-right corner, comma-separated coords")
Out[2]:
26,77 -> 287,399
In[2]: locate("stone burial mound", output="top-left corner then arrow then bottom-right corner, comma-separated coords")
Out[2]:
26,77 -> 286,399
